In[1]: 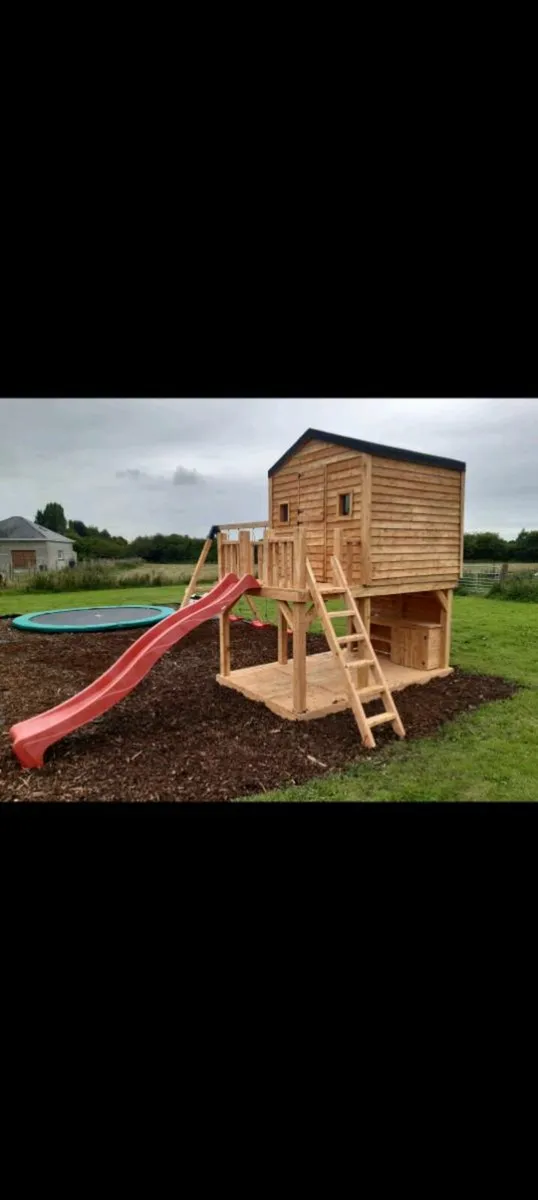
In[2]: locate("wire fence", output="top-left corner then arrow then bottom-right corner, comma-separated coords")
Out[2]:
458,569 -> 502,595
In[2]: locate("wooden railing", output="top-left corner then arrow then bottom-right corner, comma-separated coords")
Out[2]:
261,527 -> 306,590
217,525 -> 307,590
218,530 -> 256,579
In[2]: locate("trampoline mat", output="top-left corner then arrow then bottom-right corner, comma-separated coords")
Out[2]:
29,607 -> 165,626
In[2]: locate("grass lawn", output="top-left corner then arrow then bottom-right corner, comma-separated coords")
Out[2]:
242,597 -> 538,802
0,584 -> 189,616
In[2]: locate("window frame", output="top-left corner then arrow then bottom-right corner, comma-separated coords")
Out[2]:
338,492 -> 353,519
278,501 -> 290,525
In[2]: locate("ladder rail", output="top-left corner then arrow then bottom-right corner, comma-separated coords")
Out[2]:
306,557 -> 406,748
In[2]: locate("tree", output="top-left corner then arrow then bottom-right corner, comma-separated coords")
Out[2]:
71,520 -> 88,538
512,529 -> 538,562
467,532 -> 508,562
35,502 -> 67,535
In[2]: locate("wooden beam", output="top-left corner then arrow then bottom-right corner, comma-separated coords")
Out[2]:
277,600 -> 293,628
435,590 -> 449,612
244,593 -> 261,620
257,587 -> 310,603
460,472 -> 466,576
180,538 -> 213,609
361,453 -> 372,585
292,603 -> 308,714
217,521 -> 269,532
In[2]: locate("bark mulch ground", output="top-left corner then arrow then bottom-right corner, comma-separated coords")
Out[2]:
0,617 -> 519,802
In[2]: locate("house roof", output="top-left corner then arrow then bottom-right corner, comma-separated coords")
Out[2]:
0,517 -> 74,543
268,428 -> 466,477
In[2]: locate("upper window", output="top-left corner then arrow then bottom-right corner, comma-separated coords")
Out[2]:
57,550 -> 64,559
339,493 -> 352,517
279,502 -> 290,523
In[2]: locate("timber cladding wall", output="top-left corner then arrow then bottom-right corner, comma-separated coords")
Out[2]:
269,435 -> 464,586
370,456 -> 463,585
270,438 -> 364,580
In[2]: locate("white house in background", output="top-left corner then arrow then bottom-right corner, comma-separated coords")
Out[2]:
0,517 -> 77,577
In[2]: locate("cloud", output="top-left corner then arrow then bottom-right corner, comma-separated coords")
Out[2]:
172,466 -> 204,486
0,397 -> 537,540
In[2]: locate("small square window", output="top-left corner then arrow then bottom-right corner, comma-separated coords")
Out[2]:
339,493 -> 352,517
279,502 -> 290,523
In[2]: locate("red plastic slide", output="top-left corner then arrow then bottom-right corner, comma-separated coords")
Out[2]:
10,573 -> 260,769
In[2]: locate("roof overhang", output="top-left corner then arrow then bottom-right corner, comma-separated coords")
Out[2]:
268,428 -> 466,477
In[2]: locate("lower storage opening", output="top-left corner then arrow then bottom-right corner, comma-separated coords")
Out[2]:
370,593 -> 445,671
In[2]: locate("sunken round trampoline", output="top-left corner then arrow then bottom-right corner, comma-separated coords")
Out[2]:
13,605 -> 175,634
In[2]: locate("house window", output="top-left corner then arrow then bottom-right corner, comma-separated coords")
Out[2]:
279,502 -> 290,524
58,550 -> 64,560
339,493 -> 352,517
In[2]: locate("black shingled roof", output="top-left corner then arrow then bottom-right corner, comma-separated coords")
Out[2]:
268,428 -> 466,477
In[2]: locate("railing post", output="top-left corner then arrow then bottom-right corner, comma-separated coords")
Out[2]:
262,531 -> 270,587
293,526 -> 307,590
238,529 -> 252,576
217,532 -> 226,581
292,602 -> 308,713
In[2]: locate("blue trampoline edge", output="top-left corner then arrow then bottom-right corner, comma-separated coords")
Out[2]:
13,604 -> 176,634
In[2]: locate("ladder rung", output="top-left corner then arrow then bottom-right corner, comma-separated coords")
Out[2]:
328,609 -> 356,619
358,685 -> 385,700
345,658 -> 374,670
367,712 -> 396,729
336,633 -> 365,644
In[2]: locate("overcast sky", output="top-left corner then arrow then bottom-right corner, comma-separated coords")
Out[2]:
0,398 -> 536,539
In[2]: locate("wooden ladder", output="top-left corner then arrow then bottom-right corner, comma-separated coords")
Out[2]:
306,557 -> 406,750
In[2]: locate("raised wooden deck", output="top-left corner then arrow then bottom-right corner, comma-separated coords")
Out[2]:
255,578 -> 458,602
217,652 -> 453,722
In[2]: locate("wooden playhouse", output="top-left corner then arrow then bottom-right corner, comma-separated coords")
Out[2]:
185,428 -> 466,748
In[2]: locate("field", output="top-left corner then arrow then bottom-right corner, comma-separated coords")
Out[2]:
0,561 -> 219,595
462,562 -> 538,576
112,562 -> 220,583
1,587 -> 537,802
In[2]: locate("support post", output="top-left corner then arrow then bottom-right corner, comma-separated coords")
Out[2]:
278,606 -> 289,665
361,454 -> 372,585
441,589 -> 453,668
219,612 -> 231,677
292,603 -> 308,714
356,598 -> 371,687
180,537 -> 213,610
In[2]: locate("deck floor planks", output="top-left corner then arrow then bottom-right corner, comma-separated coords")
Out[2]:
217,652 -> 453,722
